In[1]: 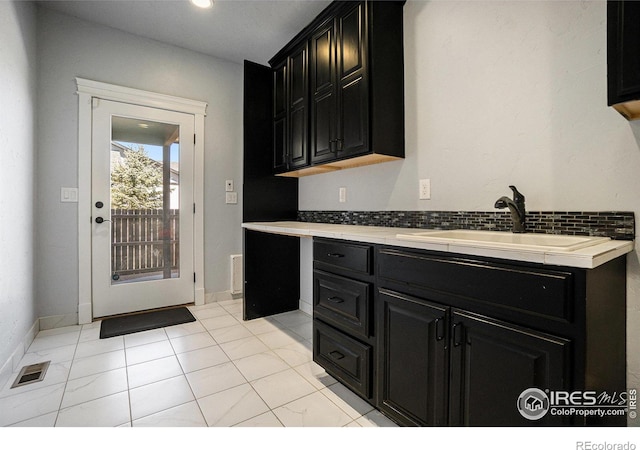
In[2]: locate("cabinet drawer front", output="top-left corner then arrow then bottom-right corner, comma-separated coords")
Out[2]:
378,248 -> 574,323
314,270 -> 371,338
314,320 -> 372,399
314,239 -> 372,275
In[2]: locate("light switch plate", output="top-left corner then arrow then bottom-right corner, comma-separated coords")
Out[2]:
339,187 -> 347,203
61,187 -> 78,203
225,180 -> 234,192
225,192 -> 238,204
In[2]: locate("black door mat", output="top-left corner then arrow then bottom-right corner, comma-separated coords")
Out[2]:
100,307 -> 196,339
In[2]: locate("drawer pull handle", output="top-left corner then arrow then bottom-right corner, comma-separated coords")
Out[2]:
329,350 -> 345,360
327,253 -> 345,258
327,296 -> 345,303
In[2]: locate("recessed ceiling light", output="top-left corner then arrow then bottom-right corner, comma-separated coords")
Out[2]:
138,123 -> 149,129
190,0 -> 213,9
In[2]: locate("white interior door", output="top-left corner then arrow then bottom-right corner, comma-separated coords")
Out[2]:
91,99 -> 195,318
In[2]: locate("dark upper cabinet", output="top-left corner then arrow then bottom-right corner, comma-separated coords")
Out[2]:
310,2 -> 368,164
270,0 -> 405,177
310,20 -> 337,164
272,44 -> 309,174
608,0 -> 640,120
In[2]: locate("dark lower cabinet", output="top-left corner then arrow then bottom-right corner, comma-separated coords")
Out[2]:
448,309 -> 570,426
374,246 -> 626,427
377,289 -> 448,426
311,238 -> 627,427
377,290 -> 571,427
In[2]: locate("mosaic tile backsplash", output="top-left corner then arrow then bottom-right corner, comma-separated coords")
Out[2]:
297,210 -> 636,240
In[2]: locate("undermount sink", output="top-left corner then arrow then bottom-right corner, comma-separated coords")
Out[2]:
394,229 -> 611,252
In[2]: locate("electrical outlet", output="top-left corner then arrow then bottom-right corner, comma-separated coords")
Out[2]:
419,179 -> 431,200
225,180 -> 234,192
339,187 -> 347,203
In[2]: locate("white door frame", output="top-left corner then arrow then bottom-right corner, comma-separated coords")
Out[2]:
76,78 -> 207,324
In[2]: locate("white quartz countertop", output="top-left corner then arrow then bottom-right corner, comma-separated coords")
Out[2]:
242,221 -> 635,269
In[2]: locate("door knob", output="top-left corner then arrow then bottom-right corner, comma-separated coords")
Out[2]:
95,201 -> 104,209
95,217 -> 110,224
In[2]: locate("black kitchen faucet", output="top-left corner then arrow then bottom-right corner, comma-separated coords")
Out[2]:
495,185 -> 526,233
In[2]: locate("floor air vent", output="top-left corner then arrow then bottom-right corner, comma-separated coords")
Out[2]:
11,361 -> 50,389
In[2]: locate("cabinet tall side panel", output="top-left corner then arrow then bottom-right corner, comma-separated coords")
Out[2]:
368,1 -> 405,157
243,61 -> 300,320
584,257 -> 627,426
243,230 -> 300,320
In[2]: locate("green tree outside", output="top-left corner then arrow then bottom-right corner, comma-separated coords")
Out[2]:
111,145 -> 163,209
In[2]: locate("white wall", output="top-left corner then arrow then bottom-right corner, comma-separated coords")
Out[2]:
0,1 -> 38,374
299,0 -> 640,397
35,8 -> 244,320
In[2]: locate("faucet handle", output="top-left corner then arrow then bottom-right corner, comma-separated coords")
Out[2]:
509,185 -> 525,203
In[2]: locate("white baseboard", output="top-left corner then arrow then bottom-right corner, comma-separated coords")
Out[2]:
0,319 -> 39,391
39,313 -> 78,331
299,298 -> 312,316
205,290 -> 239,304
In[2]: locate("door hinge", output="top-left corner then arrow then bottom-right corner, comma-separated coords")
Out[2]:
194,134 -> 196,145
194,273 -> 196,283
193,203 -> 196,214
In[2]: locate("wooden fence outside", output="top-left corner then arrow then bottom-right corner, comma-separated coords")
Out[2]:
111,209 -> 179,277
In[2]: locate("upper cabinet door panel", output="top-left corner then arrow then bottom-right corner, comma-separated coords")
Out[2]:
290,46 -> 307,109
311,91 -> 336,162
338,3 -> 365,80
274,62 -> 287,117
340,76 -> 367,155
289,106 -> 307,167
312,25 -> 335,95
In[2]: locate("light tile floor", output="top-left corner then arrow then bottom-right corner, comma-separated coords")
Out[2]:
0,299 -> 397,428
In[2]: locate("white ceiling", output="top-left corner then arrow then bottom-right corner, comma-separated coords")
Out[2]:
36,0 -> 333,65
